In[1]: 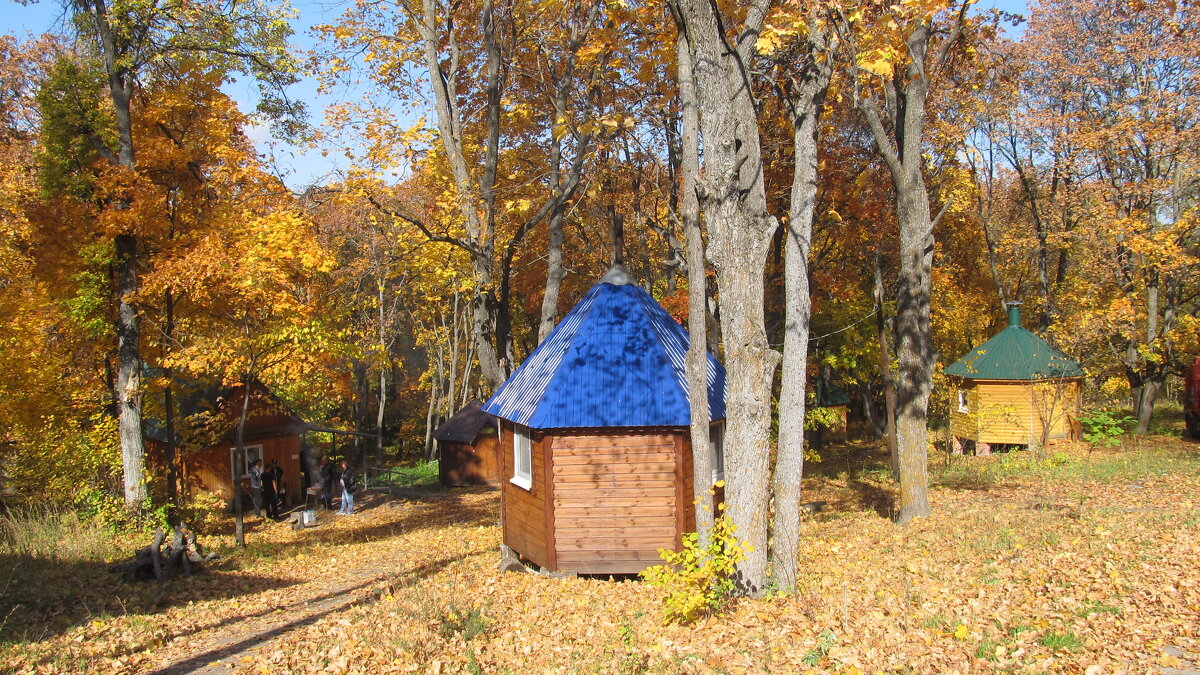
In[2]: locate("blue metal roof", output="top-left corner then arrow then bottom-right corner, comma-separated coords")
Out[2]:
483,266 -> 726,429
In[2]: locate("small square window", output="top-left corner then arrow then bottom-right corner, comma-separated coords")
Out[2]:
511,425 -> 532,490
957,389 -> 970,414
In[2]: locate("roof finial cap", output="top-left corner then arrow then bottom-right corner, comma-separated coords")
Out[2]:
1007,301 -> 1022,328
601,264 -> 633,286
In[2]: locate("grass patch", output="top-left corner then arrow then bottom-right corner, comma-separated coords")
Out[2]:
374,459 -> 441,490
933,444 -> 1200,490
974,637 -> 1002,661
0,507 -> 121,562
1039,629 -> 1083,651
1077,601 -> 1122,617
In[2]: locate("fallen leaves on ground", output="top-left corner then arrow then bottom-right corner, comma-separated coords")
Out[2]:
3,439 -> 1200,674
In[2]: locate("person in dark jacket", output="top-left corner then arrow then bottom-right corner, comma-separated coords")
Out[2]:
337,460 -> 357,515
318,457 -> 335,510
262,458 -> 283,519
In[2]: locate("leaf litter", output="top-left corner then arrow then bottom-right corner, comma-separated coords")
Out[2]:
2,439 -> 1199,674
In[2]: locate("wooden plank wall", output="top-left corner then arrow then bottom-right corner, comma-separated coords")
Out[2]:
948,380 -> 980,440
439,435 -> 500,486
551,431 -> 683,575
500,422 -> 550,569
181,435 -> 302,506
952,379 -> 1081,445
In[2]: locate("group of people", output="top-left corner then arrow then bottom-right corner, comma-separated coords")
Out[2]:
318,458 -> 358,515
244,456 -> 359,519
246,458 -> 286,519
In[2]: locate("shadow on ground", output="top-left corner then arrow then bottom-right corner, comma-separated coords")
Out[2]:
0,553 -> 298,645
146,547 -> 486,675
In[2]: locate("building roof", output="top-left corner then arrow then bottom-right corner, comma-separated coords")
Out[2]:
144,379 -> 307,444
815,379 -> 851,408
944,304 -> 1084,381
483,265 -> 727,429
433,400 -> 497,443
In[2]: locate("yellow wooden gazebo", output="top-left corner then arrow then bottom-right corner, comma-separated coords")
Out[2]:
945,304 -> 1083,454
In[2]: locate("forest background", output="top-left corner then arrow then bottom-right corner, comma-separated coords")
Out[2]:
0,0 -> 1196,591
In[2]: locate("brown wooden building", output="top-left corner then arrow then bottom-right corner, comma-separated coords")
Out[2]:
481,266 -> 726,575
148,382 -> 307,508
945,304 -> 1084,453
435,400 -> 500,486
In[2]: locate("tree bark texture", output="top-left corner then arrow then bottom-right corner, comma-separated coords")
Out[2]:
675,0 -> 779,594
874,254 -> 900,479
845,10 -> 967,523
84,0 -> 147,509
676,35 -> 712,544
770,34 -> 830,592
116,233 -> 146,507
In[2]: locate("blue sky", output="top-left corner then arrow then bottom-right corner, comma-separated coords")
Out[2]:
2,0 -> 1029,190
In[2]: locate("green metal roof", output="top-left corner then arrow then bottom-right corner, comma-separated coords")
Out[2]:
944,305 -> 1083,381
815,379 -> 851,407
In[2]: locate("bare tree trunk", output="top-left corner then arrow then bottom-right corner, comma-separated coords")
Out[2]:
676,35 -> 712,545
674,0 -> 779,595
893,173 -> 934,523
116,233 -> 146,508
842,10 -> 968,523
874,253 -> 899,479
1135,378 -> 1162,435
164,288 -> 178,523
539,203 -> 566,344
770,27 -> 831,592
447,293 -> 460,414
376,281 -> 387,466
231,361 -> 254,547
423,375 -> 437,460
83,0 -> 146,509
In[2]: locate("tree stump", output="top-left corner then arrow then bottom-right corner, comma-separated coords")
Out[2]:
109,526 -> 218,582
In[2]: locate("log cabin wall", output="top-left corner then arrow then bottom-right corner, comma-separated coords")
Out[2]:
549,429 -> 692,575
500,421 -> 550,569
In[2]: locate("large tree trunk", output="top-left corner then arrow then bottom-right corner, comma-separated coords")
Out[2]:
770,30 -> 831,593
115,233 -> 146,508
1134,377 -> 1163,435
675,0 -> 779,595
676,35 -> 712,545
874,254 -> 900,479
845,11 -> 966,523
87,0 -> 147,509
893,175 -> 934,523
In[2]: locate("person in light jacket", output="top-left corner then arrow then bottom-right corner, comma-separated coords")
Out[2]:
338,460 -> 357,515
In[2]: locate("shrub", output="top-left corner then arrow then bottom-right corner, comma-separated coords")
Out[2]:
1077,409 -> 1134,448
640,497 -> 749,625
438,602 -> 487,641
176,491 -> 228,536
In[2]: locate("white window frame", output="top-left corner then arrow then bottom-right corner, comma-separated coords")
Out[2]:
710,421 -> 725,483
511,425 -> 533,491
957,389 -> 970,414
240,444 -> 264,474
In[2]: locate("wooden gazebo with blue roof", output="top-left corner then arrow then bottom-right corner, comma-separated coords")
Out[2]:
482,265 -> 726,575
945,303 -> 1083,454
